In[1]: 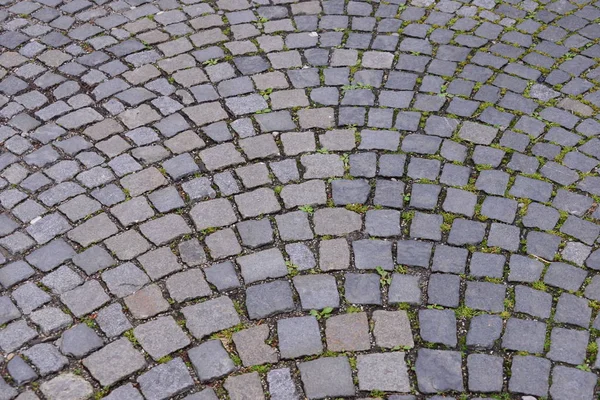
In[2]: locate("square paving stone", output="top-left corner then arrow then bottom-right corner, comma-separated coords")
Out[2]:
204,261 -> 241,292
465,281 -> 505,312
139,214 -> 191,246
83,338 -> 146,387
357,352 -> 410,392
554,293 -> 591,328
502,318 -> 546,353
60,280 -> 110,317
314,208 -> 362,236
543,262 -> 587,292
7,355 -> 38,386
182,296 -> 240,339
101,262 -> 149,298
67,213 -> 118,247
396,240 -> 432,267
409,183 -> 441,210
467,315 -> 503,348
25,238 -> 75,272
0,320 -> 38,353
190,198 -> 238,230
585,275 -> 600,301
134,316 -> 190,361
389,273 -> 422,305
124,284 -> 170,319
22,343 -> 68,377
480,196 -> 517,224
442,187 -> 477,217
275,211 -> 313,241
508,254 -> 544,283
353,239 -> 394,270
95,303 -> 132,338
448,219 -> 486,246
549,365 -> 597,400
102,383 -> 143,400
286,243 -> 316,271
378,154 -> 405,178
109,196 -> 154,227
562,242 -> 592,267
0,296 -> 20,325
293,274 -> 340,311
427,273 -> 460,307
415,349 -> 464,393
459,121 -> 498,144
319,239 -> 350,271
331,179 -> 370,205
508,355 -> 550,397
224,372 -> 265,400
419,309 -> 457,347
166,269 -> 212,303
148,186 -> 184,213
298,357 -> 355,399
487,222 -> 520,252
72,245 -> 116,275
523,202 -> 560,231
350,152 -> 377,177
432,244 -> 468,274
410,212 -> 442,241
267,368 -> 299,400
467,354 -> 503,392
325,312 -> 370,352
188,339 -> 235,383
526,231 -> 561,260
137,358 -> 194,400
39,373 -> 93,400
137,246 -> 183,280
278,316 -> 323,359
372,310 -> 414,349
236,219 -> 273,248
104,230 -> 151,261
205,228 -> 242,259
0,260 -> 35,289
547,327 -> 588,365
246,280 -> 295,319
232,325 -> 278,367
344,273 -> 381,305
30,307 -> 72,335
237,247 -> 287,284
514,285 -> 552,319
59,324 -> 103,359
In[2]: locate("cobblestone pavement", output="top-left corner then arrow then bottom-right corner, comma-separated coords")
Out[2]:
1,0 -> 600,398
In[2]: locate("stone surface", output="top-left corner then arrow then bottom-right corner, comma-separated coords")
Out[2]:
182,296 -> 240,339
40,373 -> 93,400
1,1 -> 599,396
357,352 -> 411,392
137,358 -> 194,400
416,349 -> 464,393
188,340 -> 235,383
278,316 -> 323,359
83,338 -> 146,387
298,357 -> 355,398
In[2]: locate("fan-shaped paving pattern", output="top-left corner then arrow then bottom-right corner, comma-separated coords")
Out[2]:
1,0 -> 600,398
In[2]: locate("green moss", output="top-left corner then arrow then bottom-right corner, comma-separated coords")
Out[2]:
345,203 -> 369,213
123,329 -> 138,345
454,305 -> 477,319
299,205 -> 314,213
157,355 -> 173,364
346,305 -> 362,313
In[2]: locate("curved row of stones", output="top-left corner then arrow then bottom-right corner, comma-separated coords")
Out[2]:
1,0 -> 600,398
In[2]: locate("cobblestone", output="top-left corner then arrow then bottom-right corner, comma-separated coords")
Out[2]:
1,0 -> 600,397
